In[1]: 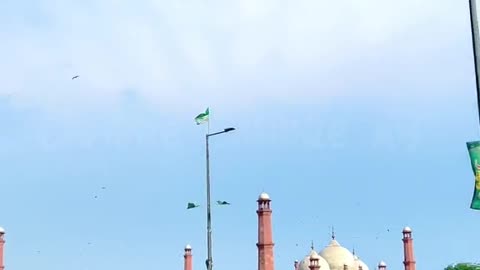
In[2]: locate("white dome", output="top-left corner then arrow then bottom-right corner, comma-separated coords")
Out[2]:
298,250 -> 331,270
319,240 -> 355,270
185,244 -> 192,250
258,192 -> 270,200
378,261 -> 387,267
0,227 -> 4,234
403,227 -> 412,233
352,255 -> 369,270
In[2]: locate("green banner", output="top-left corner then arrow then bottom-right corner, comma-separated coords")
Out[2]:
466,141 -> 480,210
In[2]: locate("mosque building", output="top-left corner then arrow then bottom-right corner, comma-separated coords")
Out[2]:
182,192 -> 417,270
0,192 -> 416,270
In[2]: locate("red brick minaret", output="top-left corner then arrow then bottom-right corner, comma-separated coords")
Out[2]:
257,192 -> 274,270
402,227 -> 415,270
184,244 -> 192,270
294,260 -> 299,270
0,227 -> 5,270
308,251 -> 321,270
378,261 -> 387,270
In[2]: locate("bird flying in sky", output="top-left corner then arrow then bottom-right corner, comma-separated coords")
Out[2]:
72,75 -> 79,80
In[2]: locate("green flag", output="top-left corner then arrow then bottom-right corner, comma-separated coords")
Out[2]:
187,202 -> 200,209
466,141 -> 480,210
216,200 -> 230,205
194,108 -> 209,125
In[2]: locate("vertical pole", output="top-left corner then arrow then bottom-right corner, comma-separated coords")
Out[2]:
0,231 -> 5,270
469,0 -> 480,126
206,134 -> 213,270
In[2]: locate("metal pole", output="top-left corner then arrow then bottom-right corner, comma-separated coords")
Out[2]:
469,0 -> 480,126
206,134 -> 213,270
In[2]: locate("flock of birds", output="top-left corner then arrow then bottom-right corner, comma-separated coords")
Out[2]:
38,76 -> 389,258
30,77 -> 230,256
93,186 -> 107,199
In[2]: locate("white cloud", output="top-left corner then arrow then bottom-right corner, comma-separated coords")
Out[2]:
0,0 -> 464,113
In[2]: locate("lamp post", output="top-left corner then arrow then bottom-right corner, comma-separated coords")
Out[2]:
205,127 -> 235,270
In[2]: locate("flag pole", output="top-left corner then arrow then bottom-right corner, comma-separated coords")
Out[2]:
199,107 -> 235,270
468,0 -> 480,128
207,107 -> 211,134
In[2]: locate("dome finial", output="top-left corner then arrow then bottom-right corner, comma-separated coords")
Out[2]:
331,226 -> 335,240
352,246 -> 355,255
311,240 -> 314,250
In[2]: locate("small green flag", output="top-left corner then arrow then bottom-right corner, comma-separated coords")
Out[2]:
194,108 -> 209,125
466,141 -> 480,210
187,202 -> 200,209
216,200 -> 230,205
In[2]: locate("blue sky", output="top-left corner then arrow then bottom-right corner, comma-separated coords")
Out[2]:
0,0 -> 479,270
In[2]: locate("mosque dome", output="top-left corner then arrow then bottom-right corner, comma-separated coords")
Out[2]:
258,192 -> 270,201
403,227 -> 412,233
319,240 -> 355,270
0,227 -> 4,234
352,255 -> 369,270
185,244 -> 192,250
298,249 -> 330,270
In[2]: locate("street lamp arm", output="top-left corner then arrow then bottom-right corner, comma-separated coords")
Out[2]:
207,127 -> 236,137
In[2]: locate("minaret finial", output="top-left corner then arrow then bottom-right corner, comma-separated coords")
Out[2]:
311,240 -> 314,250
352,246 -> 355,255
331,226 -> 335,240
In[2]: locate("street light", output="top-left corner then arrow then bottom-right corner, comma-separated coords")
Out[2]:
205,127 -> 235,270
